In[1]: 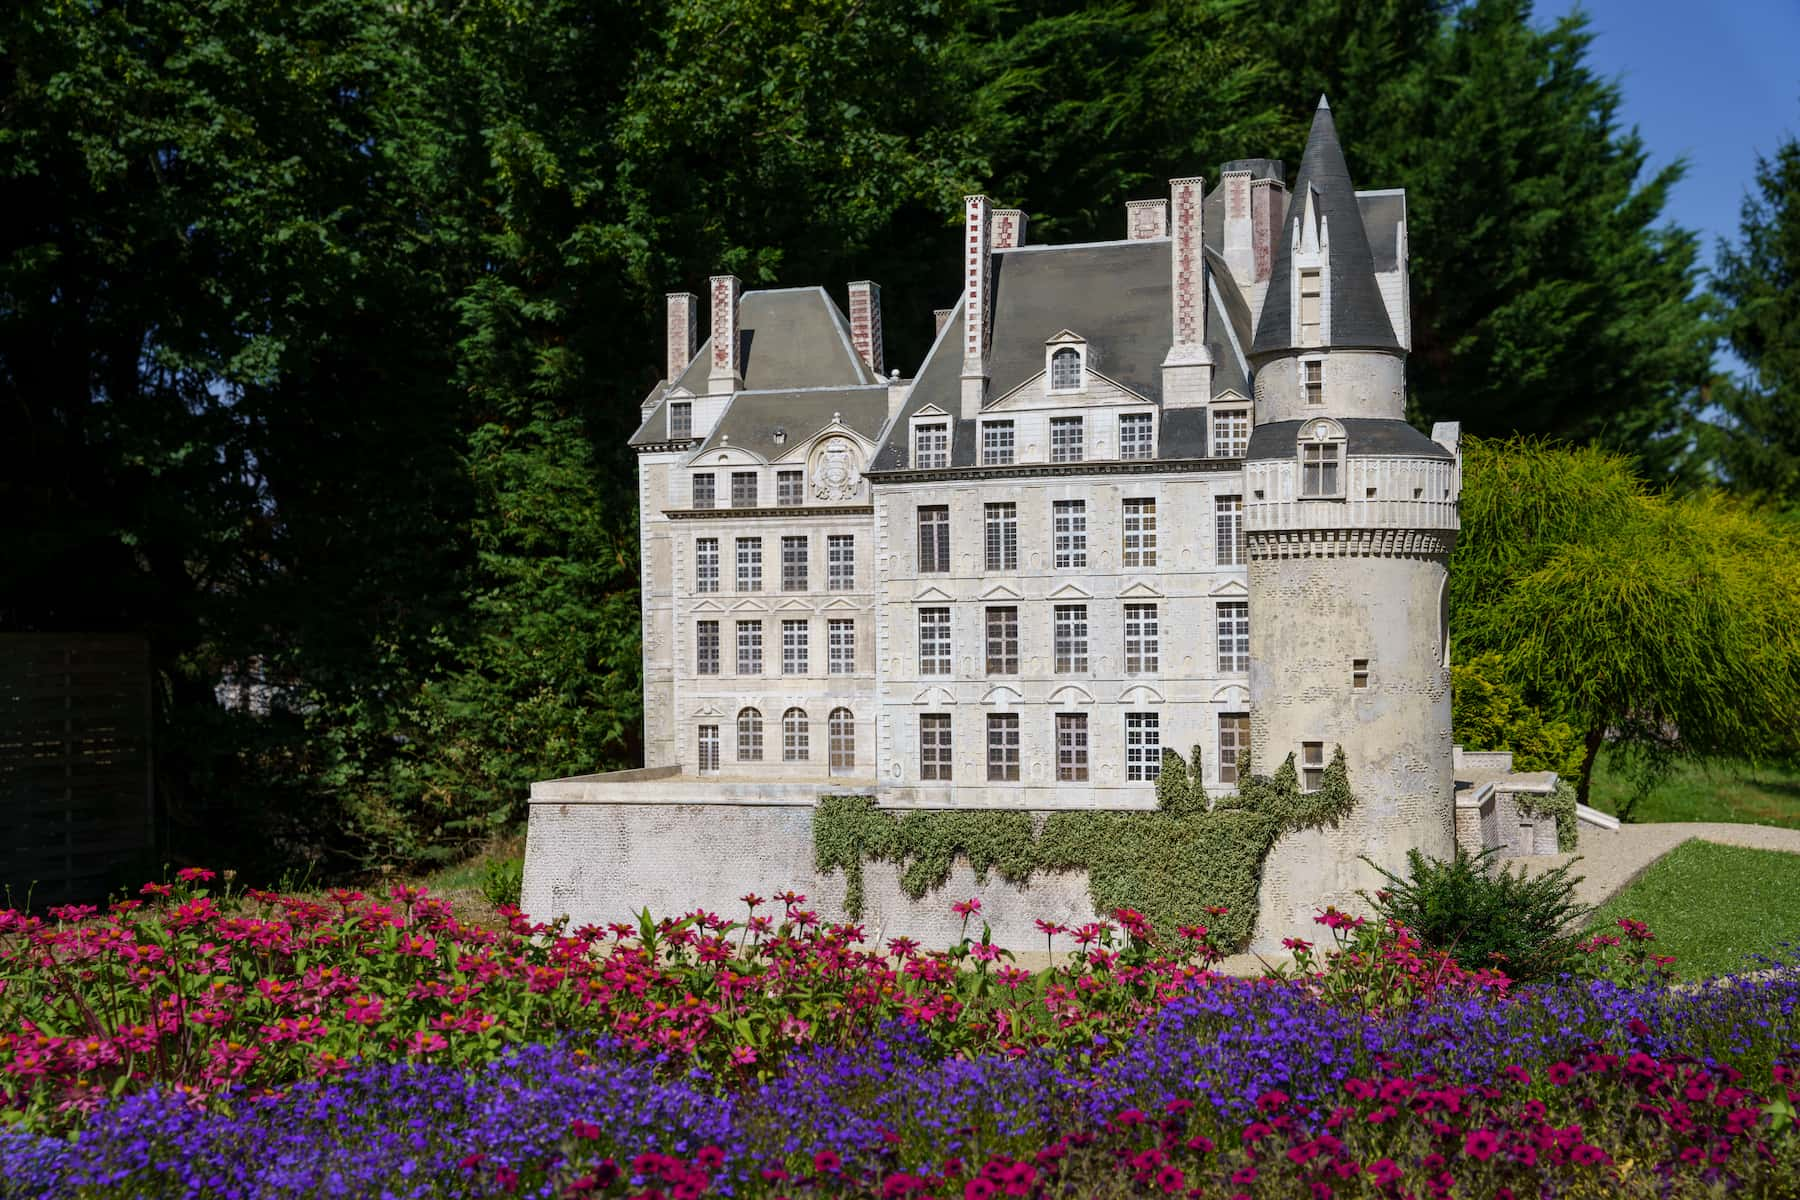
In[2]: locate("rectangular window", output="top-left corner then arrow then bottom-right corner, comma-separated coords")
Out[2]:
828,619 -> 855,675
1304,360 -> 1324,406
731,471 -> 758,508
984,503 -> 1017,571
1301,442 -> 1341,497
1212,409 -> 1249,459
1124,604 -> 1159,674
1119,412 -> 1154,460
777,470 -> 804,506
1052,500 -> 1087,568
1054,604 -> 1089,674
917,505 -> 950,574
1215,495 -> 1244,567
1056,713 -> 1089,782
985,607 -> 1018,675
1126,713 -> 1162,782
781,619 -> 809,675
1302,741 -> 1326,792
827,535 -> 855,591
736,537 -> 762,592
918,608 -> 952,676
914,422 -> 949,469
981,421 -> 1015,466
1217,601 -> 1249,673
1353,658 -> 1369,690
1121,498 -> 1157,568
986,714 -> 1020,781
1218,713 -> 1250,785
1299,270 -> 1322,345
692,473 -> 716,509
781,535 -> 808,591
1050,416 -> 1085,463
669,402 -> 692,439
736,620 -> 763,675
697,725 -> 720,774
695,620 -> 720,676
920,714 -> 953,781
695,538 -> 720,593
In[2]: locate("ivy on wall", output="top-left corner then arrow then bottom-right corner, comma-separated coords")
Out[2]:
815,745 -> 1356,950
1513,779 -> 1579,852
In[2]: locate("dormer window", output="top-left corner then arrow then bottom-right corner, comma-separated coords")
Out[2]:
1299,269 -> 1323,346
1050,347 -> 1083,391
913,421 -> 948,469
669,401 -> 692,439
1299,419 -> 1346,499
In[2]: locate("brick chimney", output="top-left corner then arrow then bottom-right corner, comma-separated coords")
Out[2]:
707,275 -> 742,391
1249,176 -> 1288,326
991,209 -> 1028,250
847,281 -> 884,376
1126,198 -> 1167,240
960,195 -> 992,420
666,292 -> 698,384
1162,176 -> 1213,408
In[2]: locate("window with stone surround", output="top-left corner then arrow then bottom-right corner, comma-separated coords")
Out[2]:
1216,601 -> 1249,673
1049,346 -> 1083,392
781,536 -> 808,591
828,619 -> 855,675
1125,712 -> 1161,782
1215,495 -> 1244,566
985,607 -> 1018,675
1054,604 -> 1089,674
827,534 -> 855,590
697,725 -> 720,774
735,538 -> 762,592
1121,498 -> 1156,568
1212,409 -> 1249,458
1124,604 -> 1159,674
984,503 -> 1017,571
987,713 -> 1020,781
1303,359 -> 1324,406
692,473 -> 716,509
919,714 -> 952,781
1353,658 -> 1369,690
777,470 -> 804,506
669,402 -> 692,439
1299,270 -> 1322,346
918,608 -> 951,675
914,422 -> 949,469
1050,416 -> 1084,463
695,538 -> 719,592
1218,713 -> 1249,784
781,619 -> 809,675
1053,500 -> 1087,568
981,421 -> 1015,466
1056,713 -> 1089,782
731,471 -> 758,508
1301,440 -> 1342,498
1119,412 -> 1154,460
736,621 -> 763,676
1302,741 -> 1325,792
828,708 -> 855,774
783,708 -> 810,762
917,505 -> 950,574
737,707 -> 763,761
695,620 -> 720,676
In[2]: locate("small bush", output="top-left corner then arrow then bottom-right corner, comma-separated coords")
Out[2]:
1364,845 -> 1588,981
481,856 -> 524,909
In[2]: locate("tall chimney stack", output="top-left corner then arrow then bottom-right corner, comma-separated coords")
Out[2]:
665,292 -> 698,384
847,281 -> 884,376
1162,176 -> 1213,408
991,209 -> 1028,250
1248,176 -> 1288,324
1126,198 -> 1167,240
707,275 -> 742,391
960,195 -> 992,420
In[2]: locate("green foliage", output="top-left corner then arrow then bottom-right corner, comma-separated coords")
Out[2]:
1451,653 -> 1585,778
1154,747 -> 1200,815
1514,779 -> 1579,854
481,856 -> 525,911
816,747 -> 1354,950
1589,840 -> 1800,978
1365,845 -> 1588,982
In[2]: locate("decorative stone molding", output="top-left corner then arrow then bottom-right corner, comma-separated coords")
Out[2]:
1246,527 -> 1454,561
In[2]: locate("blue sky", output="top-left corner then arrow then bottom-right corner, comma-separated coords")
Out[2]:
1549,0 -> 1800,271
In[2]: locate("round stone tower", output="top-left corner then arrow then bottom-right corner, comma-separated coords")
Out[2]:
1242,98 -> 1459,951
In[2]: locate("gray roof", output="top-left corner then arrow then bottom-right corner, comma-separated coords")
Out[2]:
1246,418 -> 1453,462
695,385 -> 890,461
1357,191 -> 1406,273
631,287 -> 875,447
1251,99 -> 1402,358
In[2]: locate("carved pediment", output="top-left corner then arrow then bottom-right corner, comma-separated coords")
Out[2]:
1118,684 -> 1165,705
979,582 -> 1023,601
821,596 -> 860,610
1047,581 -> 1092,601
692,598 -> 725,612
981,684 -> 1023,706
1211,683 -> 1250,705
912,584 -> 956,604
1118,581 -> 1164,599
1047,684 -> 1095,706
1208,578 -> 1250,598
911,686 -> 956,706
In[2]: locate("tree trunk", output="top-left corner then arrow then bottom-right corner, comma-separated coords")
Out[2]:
1575,725 -> 1606,812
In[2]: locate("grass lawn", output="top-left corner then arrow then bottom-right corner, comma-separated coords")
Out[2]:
1587,750 -> 1800,829
1588,839 -> 1800,977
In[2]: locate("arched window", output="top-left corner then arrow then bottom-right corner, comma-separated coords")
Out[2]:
783,707 -> 810,762
828,708 -> 855,775
1050,346 -> 1083,391
737,707 -> 763,762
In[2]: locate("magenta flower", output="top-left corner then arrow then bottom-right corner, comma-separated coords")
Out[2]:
1464,1128 -> 1499,1161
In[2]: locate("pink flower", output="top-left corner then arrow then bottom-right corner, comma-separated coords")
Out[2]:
730,1044 -> 757,1066
406,1030 -> 448,1055
813,1149 -> 842,1174
952,898 -> 982,917
175,868 -> 217,883
1463,1129 -> 1499,1161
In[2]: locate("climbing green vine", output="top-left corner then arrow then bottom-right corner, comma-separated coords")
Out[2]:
1513,778 -> 1579,852
815,745 -> 1356,950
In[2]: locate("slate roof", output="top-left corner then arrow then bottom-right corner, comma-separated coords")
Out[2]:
630,287 -> 876,447
1246,418 -> 1453,463
1357,190 -> 1406,273
694,385 -> 890,461
1251,98 -> 1402,359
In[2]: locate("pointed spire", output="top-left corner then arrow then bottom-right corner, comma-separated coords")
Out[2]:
1317,93 -> 1330,111
1250,100 -> 1400,358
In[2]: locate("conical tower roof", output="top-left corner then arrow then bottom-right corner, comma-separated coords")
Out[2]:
1250,98 -> 1401,358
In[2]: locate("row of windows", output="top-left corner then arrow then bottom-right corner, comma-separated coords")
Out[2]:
694,535 -> 856,593
911,601 -> 1249,677
916,497 -> 1245,573
690,469 -> 813,510
695,618 -> 859,676
911,408 -> 1250,468
694,707 -> 857,774
913,711 -> 1258,785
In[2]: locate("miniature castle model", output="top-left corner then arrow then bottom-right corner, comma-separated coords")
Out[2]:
523,101 -> 1562,950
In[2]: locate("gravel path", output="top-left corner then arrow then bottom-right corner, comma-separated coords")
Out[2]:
1511,821 -> 1800,911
